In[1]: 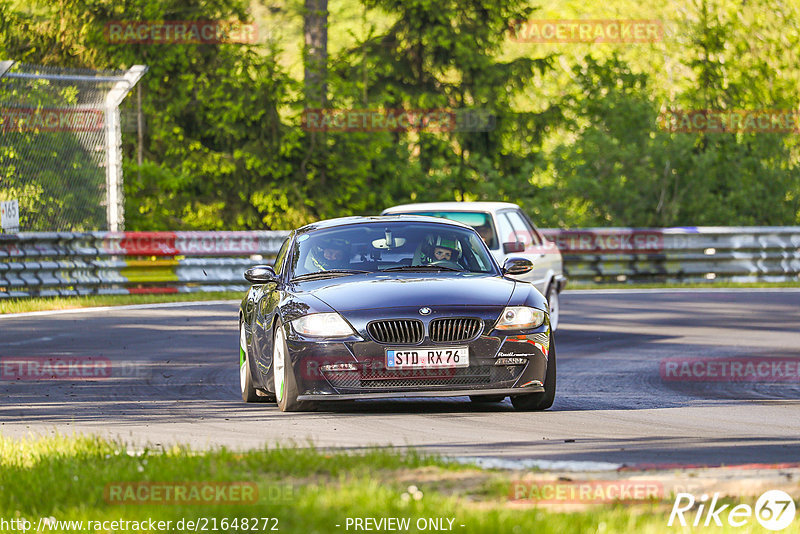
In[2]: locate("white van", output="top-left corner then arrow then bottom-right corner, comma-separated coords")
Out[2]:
382,202 -> 567,330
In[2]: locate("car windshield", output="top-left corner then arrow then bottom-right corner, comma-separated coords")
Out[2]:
289,222 -> 497,278
387,211 -> 497,249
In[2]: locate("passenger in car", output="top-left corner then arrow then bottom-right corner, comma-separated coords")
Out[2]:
474,224 -> 496,248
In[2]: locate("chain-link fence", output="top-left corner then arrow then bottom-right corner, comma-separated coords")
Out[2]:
0,61 -> 146,233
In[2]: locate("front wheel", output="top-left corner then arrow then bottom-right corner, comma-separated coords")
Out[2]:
273,323 -> 312,412
240,321 -> 260,403
511,331 -> 556,411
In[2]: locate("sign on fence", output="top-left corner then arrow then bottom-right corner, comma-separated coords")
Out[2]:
0,199 -> 19,233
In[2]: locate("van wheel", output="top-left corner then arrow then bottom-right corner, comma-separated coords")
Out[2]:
546,284 -> 560,331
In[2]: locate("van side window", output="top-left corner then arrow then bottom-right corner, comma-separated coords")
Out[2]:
503,210 -> 541,247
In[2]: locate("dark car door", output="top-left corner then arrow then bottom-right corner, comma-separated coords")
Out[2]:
251,236 -> 292,385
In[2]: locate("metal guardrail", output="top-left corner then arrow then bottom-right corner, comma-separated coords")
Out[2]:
1,227 -> 798,297
0,231 -> 286,298
540,227 -> 800,284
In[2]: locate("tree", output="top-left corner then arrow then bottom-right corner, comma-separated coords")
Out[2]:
314,0 -> 557,219
2,0 -> 310,230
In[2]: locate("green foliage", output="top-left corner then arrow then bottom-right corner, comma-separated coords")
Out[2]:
535,0 -> 800,227
3,0 -> 311,230
319,0 -> 557,215
0,100 -> 108,231
1,0 -> 798,230
543,54 -> 799,227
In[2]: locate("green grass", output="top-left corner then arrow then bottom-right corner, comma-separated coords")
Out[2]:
0,435 -> 776,534
0,292 -> 241,315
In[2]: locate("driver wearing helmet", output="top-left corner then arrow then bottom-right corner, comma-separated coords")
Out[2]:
424,235 -> 462,265
309,238 -> 351,271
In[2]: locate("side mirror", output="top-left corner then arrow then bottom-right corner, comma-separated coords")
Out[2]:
503,241 -> 525,254
244,265 -> 278,284
502,257 -> 533,275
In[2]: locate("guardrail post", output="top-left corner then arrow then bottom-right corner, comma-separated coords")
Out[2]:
105,65 -> 148,232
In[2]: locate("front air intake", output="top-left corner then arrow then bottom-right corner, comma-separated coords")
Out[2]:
429,317 -> 483,343
367,319 -> 424,344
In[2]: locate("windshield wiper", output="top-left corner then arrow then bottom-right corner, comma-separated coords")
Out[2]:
291,269 -> 371,281
380,265 -> 462,272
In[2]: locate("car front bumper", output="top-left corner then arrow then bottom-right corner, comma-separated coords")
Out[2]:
297,385 -> 543,401
286,326 -> 551,399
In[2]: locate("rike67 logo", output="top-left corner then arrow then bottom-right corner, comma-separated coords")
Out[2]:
669,490 -> 796,531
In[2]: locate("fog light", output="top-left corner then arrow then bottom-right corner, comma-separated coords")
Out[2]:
320,363 -> 358,372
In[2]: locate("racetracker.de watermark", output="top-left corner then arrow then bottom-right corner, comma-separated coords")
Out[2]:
509,480 -> 664,503
103,482 -> 267,505
301,108 -> 496,132
509,19 -> 663,43
545,229 -> 664,254
658,109 -> 800,134
104,20 -> 258,44
1,516 -> 279,532
661,357 -> 800,382
0,356 -> 149,380
0,107 -> 104,132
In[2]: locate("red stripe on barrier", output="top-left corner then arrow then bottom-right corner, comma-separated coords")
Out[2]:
119,232 -> 178,256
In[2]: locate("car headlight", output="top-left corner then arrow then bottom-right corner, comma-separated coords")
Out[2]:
494,306 -> 545,330
291,313 -> 356,338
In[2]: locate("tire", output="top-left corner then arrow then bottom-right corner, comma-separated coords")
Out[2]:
469,395 -> 506,403
240,321 -> 260,403
511,330 -> 556,411
546,284 -> 560,331
273,322 -> 312,412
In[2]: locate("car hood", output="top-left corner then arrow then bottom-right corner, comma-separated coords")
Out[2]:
294,273 -> 516,311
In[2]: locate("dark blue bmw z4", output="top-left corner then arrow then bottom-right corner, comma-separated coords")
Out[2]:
239,215 -> 555,411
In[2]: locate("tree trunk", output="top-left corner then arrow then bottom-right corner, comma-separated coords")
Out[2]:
304,0 -> 328,108
303,0 -> 328,190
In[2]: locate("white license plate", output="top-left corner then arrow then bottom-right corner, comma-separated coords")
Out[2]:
385,347 -> 469,369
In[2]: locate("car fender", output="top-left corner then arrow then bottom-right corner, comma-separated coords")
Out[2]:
506,280 -> 548,311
